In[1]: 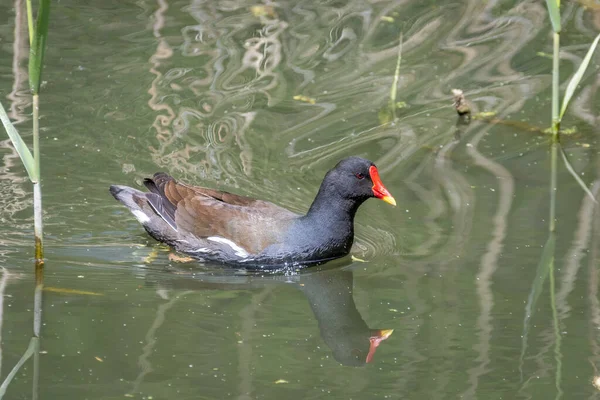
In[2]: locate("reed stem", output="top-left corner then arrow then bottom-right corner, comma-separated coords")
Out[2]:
549,253 -> 563,399
549,142 -> 557,232
548,29 -> 560,233
32,95 -> 43,262
551,32 -> 560,137
32,261 -> 43,400
25,0 -> 33,46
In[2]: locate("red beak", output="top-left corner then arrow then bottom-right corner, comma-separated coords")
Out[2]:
366,329 -> 394,363
369,166 -> 396,206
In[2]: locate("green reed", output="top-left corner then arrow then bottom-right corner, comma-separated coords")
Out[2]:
545,0 -> 599,233
0,1 -> 50,398
29,0 -> 50,265
521,2 -> 600,398
0,0 -> 50,263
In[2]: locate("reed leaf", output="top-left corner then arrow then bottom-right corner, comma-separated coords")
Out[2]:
559,33 -> 600,120
519,233 -> 555,380
0,102 -> 37,181
544,0 -> 561,33
559,144 -> 597,203
0,337 -> 37,398
28,0 -> 51,95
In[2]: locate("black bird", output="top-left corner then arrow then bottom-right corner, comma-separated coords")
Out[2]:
110,157 -> 395,269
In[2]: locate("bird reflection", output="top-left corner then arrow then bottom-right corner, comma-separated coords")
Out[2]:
298,267 -> 393,366
146,262 -> 393,366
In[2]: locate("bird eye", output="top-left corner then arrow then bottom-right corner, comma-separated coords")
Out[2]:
355,173 -> 365,180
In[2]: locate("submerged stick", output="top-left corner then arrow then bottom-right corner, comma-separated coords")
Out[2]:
377,30 -> 404,125
389,31 -> 403,121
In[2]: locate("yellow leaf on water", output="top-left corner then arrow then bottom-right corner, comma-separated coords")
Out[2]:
168,253 -> 194,263
95,356 -> 104,362
536,51 -> 553,59
293,95 -> 316,104
44,287 -> 103,296
275,379 -> 289,384
144,247 -> 160,264
351,255 -> 366,263
473,111 -> 496,119
250,5 -> 277,18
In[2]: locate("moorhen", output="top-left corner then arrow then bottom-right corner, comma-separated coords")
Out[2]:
109,157 -> 395,269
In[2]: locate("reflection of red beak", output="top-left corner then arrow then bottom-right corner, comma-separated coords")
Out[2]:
369,166 -> 396,206
366,329 -> 394,363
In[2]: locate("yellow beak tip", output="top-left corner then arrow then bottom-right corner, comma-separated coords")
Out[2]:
382,196 -> 397,206
381,329 -> 394,338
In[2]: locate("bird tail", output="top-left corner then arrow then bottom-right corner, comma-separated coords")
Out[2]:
109,185 -> 178,242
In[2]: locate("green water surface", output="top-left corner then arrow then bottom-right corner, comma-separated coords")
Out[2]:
1,0 -> 600,398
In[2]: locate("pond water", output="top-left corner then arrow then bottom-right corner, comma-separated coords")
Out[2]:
1,0 -> 600,398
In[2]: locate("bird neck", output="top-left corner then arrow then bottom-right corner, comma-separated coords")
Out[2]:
305,182 -> 363,223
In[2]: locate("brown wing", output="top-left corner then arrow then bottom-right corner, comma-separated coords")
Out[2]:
145,173 -> 298,254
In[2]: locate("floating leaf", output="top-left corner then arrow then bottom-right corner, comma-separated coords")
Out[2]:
168,253 -> 194,263
0,101 -> 37,181
250,5 -> 276,18
560,126 -> 577,135
44,287 -> 103,296
293,95 -> 316,104
472,111 -> 497,120
536,51 -> 553,59
144,247 -> 161,264
559,32 -> 600,120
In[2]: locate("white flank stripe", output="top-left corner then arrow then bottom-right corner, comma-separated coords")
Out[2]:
132,210 -> 150,224
207,236 -> 249,258
190,248 -> 211,253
